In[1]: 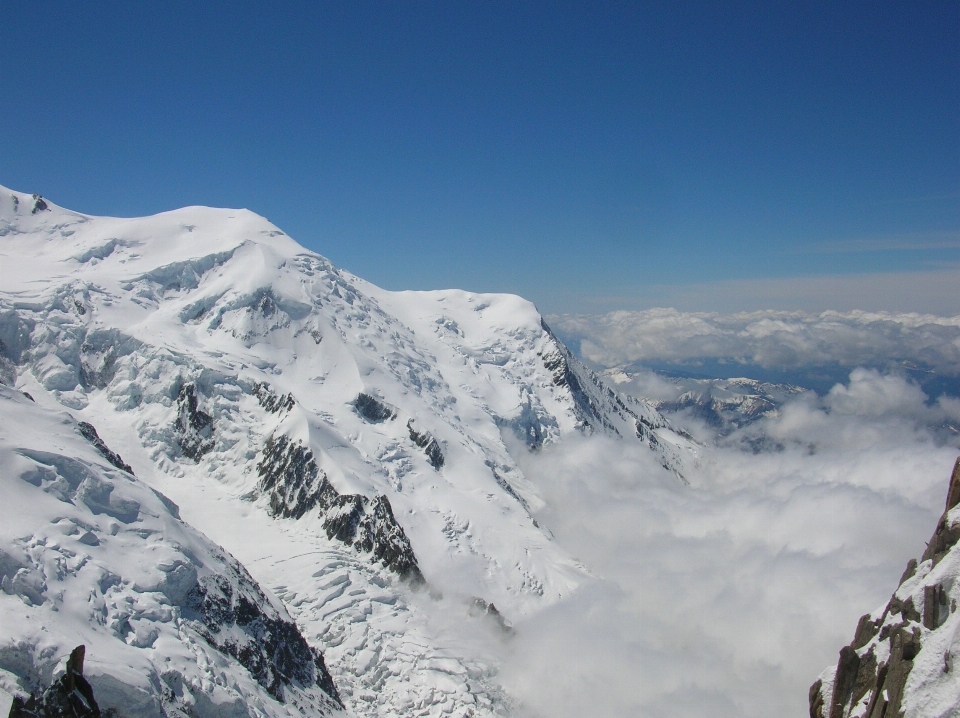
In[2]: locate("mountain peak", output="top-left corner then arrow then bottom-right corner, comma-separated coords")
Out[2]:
1,186 -> 693,716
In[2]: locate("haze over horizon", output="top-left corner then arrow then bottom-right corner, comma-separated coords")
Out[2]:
2,1 -> 957,314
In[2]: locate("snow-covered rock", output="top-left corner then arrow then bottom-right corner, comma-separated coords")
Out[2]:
0,186 -> 694,716
810,458 -> 960,718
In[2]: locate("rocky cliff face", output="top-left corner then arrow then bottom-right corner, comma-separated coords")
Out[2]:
811,458 -> 960,718
256,433 -> 424,583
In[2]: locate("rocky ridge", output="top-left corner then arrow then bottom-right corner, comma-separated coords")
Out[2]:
811,457 -> 960,718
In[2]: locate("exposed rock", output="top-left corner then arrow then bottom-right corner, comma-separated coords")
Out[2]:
898,558 -> 918,585
829,645 -> 860,718
886,595 -> 922,624
809,679 -> 824,718
469,598 -> 512,633
923,583 -> 948,630
540,321 -> 691,476
354,393 -> 395,423
407,420 -> 444,470
920,515 -> 960,567
174,383 -> 214,461
918,457 -> 960,569
77,421 -> 134,474
254,382 -> 295,414
8,645 -> 101,717
495,399 -> 552,450
257,434 -> 424,583
258,435 -> 337,521
30,195 -> 48,215
851,613 -> 880,650
325,493 -> 423,583
181,566 -> 341,706
539,324 -> 612,433
946,457 -> 960,512
77,330 -> 138,391
851,648 -> 877,713
488,466 -> 530,512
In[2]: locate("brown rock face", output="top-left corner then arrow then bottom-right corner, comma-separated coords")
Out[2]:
829,646 -> 861,718
945,456 -> 960,512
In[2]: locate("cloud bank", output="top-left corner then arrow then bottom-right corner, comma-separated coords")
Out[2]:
497,368 -> 960,718
549,308 -> 960,377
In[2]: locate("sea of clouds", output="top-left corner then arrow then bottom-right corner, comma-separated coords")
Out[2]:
548,309 -> 960,375
494,311 -> 960,718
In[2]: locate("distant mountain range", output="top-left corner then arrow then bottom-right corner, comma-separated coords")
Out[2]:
603,368 -> 807,436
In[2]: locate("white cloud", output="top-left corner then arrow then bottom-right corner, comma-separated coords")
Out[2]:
497,370 -> 960,718
549,308 -> 960,375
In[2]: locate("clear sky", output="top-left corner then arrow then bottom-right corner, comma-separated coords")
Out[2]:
2,1 -> 958,314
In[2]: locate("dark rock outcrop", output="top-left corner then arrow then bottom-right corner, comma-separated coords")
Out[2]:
181,564 -> 341,706
175,383 -> 214,460
258,435 -> 336,521
257,434 -> 424,583
30,194 -> 48,215
469,598 -> 512,633
354,393 -> 395,423
407,420 -> 444,470
9,645 -> 101,717
77,422 -> 134,474
254,382 -> 295,414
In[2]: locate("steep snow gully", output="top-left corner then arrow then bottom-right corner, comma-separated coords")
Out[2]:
0,187 -> 696,717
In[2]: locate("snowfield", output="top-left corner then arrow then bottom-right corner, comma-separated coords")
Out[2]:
0,187 -> 694,717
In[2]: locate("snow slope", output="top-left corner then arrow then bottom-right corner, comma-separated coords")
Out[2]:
0,385 -> 341,717
0,187 -> 695,716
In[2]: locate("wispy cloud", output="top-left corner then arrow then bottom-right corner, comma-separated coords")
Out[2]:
800,230 -> 960,254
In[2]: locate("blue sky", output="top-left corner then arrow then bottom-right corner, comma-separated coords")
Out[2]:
2,1 -> 957,314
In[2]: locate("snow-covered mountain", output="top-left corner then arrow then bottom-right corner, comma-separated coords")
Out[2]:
0,187 -> 694,716
811,460 -> 960,718
602,367 -> 806,436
